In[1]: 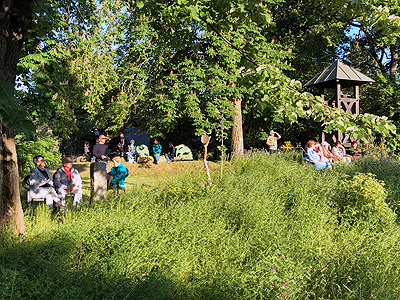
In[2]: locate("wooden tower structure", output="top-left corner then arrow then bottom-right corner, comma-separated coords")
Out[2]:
304,60 -> 374,146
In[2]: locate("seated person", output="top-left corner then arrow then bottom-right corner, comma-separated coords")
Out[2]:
332,141 -> 352,163
29,155 -> 64,212
107,156 -> 128,194
314,142 -> 329,162
347,141 -> 361,159
167,141 -> 175,161
305,140 -> 332,170
53,157 -> 83,206
127,140 -> 138,163
84,142 -> 91,157
321,141 -> 340,162
361,141 -> 370,156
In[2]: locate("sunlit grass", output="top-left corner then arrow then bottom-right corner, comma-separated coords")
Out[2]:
2,153 -> 400,299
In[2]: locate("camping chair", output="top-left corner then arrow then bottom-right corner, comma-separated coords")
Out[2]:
107,169 -> 129,196
53,172 -> 79,206
302,149 -> 315,167
21,175 -> 45,207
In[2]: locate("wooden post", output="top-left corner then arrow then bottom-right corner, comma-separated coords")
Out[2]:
336,82 -> 343,143
355,85 -> 360,115
201,135 -> 212,186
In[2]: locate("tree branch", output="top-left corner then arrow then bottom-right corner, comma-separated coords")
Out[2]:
198,16 -> 259,67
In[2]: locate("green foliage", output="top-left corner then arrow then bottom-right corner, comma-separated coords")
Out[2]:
335,173 -> 396,229
15,0 -> 399,152
1,153 -> 400,299
15,133 -> 61,176
0,74 -> 34,137
17,0 -> 126,137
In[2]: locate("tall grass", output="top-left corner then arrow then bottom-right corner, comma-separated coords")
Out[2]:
0,152 -> 399,299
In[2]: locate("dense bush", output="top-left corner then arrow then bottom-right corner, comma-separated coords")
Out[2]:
15,133 -> 61,176
0,153 -> 399,299
334,172 -> 396,230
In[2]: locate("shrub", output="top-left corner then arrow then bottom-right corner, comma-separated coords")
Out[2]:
15,133 -> 61,176
335,172 -> 396,230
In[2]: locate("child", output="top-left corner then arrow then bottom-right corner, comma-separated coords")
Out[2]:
107,156 -> 128,195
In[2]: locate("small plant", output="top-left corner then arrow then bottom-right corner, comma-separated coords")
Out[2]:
280,141 -> 294,152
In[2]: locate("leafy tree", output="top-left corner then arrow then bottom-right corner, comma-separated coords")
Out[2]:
17,0 -> 398,159
318,0 -> 400,146
0,0 -> 35,235
17,0 -> 125,137
16,132 -> 61,176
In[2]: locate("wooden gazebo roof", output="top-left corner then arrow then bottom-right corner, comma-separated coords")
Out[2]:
304,60 -> 374,89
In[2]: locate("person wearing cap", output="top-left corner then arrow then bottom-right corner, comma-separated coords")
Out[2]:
29,155 -> 64,212
54,157 -> 83,206
93,134 -> 110,168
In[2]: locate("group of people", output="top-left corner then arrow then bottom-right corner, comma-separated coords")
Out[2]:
29,155 -> 83,212
85,133 -> 176,165
29,135 -> 132,212
304,139 -> 369,170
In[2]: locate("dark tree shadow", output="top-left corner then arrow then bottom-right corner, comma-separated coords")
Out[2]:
0,231 -> 240,300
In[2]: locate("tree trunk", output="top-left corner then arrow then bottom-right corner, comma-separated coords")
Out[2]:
0,0 -> 34,235
1,121 -> 25,234
230,96 -> 244,156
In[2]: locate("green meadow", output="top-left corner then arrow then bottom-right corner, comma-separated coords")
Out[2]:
1,152 -> 400,299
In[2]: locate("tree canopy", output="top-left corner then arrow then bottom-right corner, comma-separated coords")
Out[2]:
14,0 -> 400,150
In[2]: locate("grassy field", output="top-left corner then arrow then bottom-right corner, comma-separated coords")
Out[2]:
1,152 -> 400,299
36,159 -> 217,203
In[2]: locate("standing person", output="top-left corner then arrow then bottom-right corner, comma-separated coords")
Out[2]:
92,139 -> 99,162
167,142 -> 175,161
84,141 -> 90,158
152,139 -> 162,164
29,155 -> 64,213
266,130 -> 281,154
53,157 -> 83,206
93,134 -> 110,169
117,133 -> 128,159
107,156 -> 128,195
127,140 -> 137,163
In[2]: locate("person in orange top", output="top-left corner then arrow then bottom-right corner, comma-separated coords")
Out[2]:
321,141 -> 340,162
